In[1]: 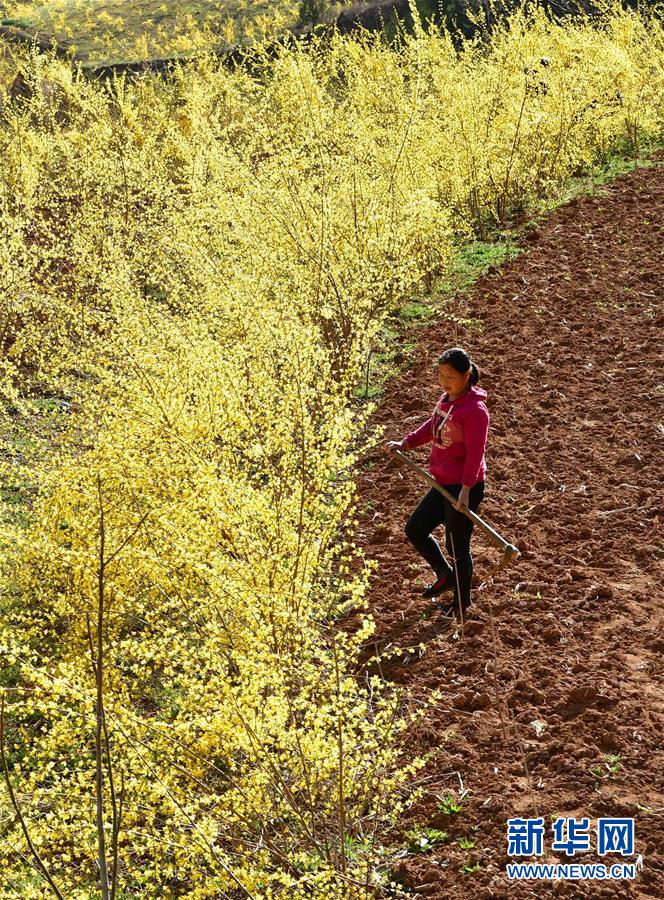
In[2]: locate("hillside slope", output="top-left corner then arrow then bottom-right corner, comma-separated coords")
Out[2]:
352,151 -> 664,898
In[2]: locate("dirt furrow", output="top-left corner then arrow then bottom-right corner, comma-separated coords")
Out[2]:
352,153 -> 664,898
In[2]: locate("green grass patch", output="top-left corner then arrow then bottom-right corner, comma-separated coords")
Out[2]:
1,15 -> 33,28
437,239 -> 521,297
399,300 -> 436,321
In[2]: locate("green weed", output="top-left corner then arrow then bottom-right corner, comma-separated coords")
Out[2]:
405,825 -> 449,853
590,753 -> 623,780
462,861 -> 481,873
438,793 -> 464,816
437,240 -> 521,299
400,301 -> 436,321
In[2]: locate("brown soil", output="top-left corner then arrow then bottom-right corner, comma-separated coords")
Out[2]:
350,154 -> 664,898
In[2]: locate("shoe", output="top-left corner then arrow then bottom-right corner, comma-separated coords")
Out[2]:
421,570 -> 454,598
434,597 -> 472,618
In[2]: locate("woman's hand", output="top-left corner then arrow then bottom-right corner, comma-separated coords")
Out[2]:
455,485 -> 471,511
385,439 -> 406,455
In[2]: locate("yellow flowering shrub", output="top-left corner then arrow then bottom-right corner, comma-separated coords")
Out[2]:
0,1 -> 662,895
0,0 -> 304,63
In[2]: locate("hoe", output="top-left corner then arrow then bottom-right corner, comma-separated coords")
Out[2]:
392,447 -> 520,574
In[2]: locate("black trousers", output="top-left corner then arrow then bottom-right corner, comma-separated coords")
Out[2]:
405,481 -> 485,610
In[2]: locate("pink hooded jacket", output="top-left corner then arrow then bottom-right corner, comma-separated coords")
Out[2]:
403,385 -> 489,487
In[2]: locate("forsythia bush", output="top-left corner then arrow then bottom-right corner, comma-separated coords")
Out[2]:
0,1 -> 663,895
0,0 -> 305,63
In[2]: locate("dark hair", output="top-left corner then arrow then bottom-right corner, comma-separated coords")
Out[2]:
438,347 -> 479,386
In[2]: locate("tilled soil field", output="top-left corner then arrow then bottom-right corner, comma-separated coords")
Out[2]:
349,153 -> 664,898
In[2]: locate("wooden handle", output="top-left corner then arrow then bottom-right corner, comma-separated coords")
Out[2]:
393,448 -> 520,564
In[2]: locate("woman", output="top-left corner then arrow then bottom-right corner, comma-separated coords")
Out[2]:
385,347 -> 489,618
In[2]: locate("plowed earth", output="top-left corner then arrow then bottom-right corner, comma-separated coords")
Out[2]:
348,153 -> 664,898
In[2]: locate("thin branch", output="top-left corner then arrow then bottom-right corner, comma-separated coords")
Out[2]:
94,474 -> 112,900
0,694 -> 66,900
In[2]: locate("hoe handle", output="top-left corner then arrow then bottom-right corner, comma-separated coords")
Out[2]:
393,448 -> 520,566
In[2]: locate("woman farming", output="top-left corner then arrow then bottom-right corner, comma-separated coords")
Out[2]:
385,347 -> 490,618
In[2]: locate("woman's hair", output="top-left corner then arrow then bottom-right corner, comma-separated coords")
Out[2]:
438,347 -> 480,386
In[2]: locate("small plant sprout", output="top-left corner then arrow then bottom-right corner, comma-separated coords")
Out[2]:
605,753 -> 623,776
462,861 -> 481,873
343,834 -> 371,863
458,837 -> 476,849
405,825 -> 449,853
438,792 -> 465,816
589,753 -> 623,780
